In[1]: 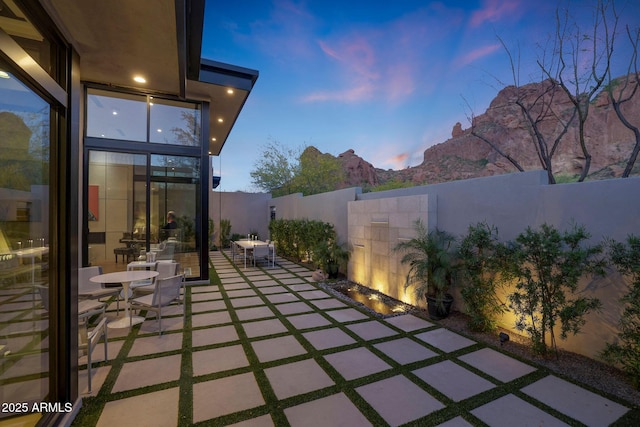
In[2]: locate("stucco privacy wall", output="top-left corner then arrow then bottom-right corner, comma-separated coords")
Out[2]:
348,171 -> 640,359
210,191 -> 271,246
269,187 -> 360,243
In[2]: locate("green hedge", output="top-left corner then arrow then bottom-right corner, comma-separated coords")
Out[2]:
268,218 -> 335,261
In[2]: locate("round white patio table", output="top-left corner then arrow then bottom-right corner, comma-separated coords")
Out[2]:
90,270 -> 159,329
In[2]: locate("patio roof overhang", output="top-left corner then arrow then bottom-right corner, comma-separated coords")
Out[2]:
40,0 -> 258,155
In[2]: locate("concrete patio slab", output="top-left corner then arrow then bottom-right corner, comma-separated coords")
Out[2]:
191,285 -> 221,293
346,321 -> 399,341
436,416 -> 475,427
192,311 -> 232,327
193,372 -> 265,423
264,358 -> 334,399
191,291 -> 222,301
383,314 -> 434,332
471,393 -> 570,427
79,339 -> 124,365
252,279 -> 279,287
356,375 -> 445,427
242,318 -> 288,338
97,387 -> 179,427
78,365 -> 111,396
112,354 -> 181,393
271,273 -> 296,279
280,278 -> 307,285
230,296 -> 265,308
257,285 -> 288,294
286,312 -> 332,330
324,347 -> 392,380
191,299 -> 227,312
287,283 -> 317,291
226,289 -> 258,298
227,414 -> 275,427
521,375 -> 629,427
412,360 -> 495,401
127,332 -> 183,357
458,348 -> 536,383
266,293 -> 300,304
222,282 -> 251,290
192,325 -> 239,347
192,344 -> 249,376
137,316 -> 183,335
414,328 -> 476,353
309,298 -> 348,310
220,278 -> 248,286
373,337 -> 438,365
251,335 -> 308,363
284,393 -> 372,427
302,328 -> 357,350
297,290 -> 331,300
324,308 -> 370,323
236,306 -> 275,321
274,301 -> 314,315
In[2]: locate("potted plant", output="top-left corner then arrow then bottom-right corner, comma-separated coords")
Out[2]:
313,239 -> 350,279
394,219 -> 458,320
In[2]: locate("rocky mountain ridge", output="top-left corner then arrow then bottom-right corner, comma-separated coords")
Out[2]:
332,76 -> 639,188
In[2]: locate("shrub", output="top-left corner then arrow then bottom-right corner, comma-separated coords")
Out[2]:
458,222 -> 508,332
504,223 -> 604,356
219,219 -> 231,248
601,235 -> 640,389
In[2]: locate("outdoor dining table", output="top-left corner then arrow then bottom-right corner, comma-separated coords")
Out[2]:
90,270 -> 159,329
232,239 -> 274,268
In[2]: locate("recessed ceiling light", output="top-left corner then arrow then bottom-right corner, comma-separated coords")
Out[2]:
217,118 -> 223,123
227,89 -> 234,94
208,151 -> 212,155
0,71 -> 10,79
211,137 -> 216,141
157,128 -> 162,133
112,111 -> 118,115
133,75 -> 146,83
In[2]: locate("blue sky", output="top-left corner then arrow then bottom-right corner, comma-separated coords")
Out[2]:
202,0 -> 640,192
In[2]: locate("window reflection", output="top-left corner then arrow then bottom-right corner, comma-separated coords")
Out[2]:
150,99 -> 201,146
0,65 -> 50,421
86,89 -> 147,141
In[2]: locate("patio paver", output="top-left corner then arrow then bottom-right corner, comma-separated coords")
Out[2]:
412,360 -> 495,401
97,387 -> 179,427
324,347 -> 391,380
284,393 -> 372,427
471,394 -> 569,427
264,358 -> 334,399
414,328 -> 476,353
458,347 -> 536,383
251,335 -> 307,363
193,372 -> 265,423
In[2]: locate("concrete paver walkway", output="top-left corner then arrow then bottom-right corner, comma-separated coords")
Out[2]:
75,250 -> 631,426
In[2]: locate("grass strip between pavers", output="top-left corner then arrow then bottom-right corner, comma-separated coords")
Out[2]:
71,250 -> 638,426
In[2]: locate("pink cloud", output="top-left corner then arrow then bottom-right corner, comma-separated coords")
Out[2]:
454,43 -> 502,68
470,0 -> 523,28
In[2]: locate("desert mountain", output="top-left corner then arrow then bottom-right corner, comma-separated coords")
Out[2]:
332,75 -> 639,188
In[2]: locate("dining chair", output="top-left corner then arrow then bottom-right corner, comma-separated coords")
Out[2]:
132,262 -> 180,297
36,284 -> 108,392
251,243 -> 271,267
78,266 -> 121,314
268,242 -> 276,267
77,295 -> 108,393
129,274 -> 184,336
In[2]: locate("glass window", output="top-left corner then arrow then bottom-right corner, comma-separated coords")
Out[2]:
0,64 -> 51,422
86,89 -> 147,141
149,98 -> 201,146
151,155 -> 200,178
0,2 -> 58,81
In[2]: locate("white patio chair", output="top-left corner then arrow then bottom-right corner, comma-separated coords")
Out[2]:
129,274 -> 184,336
78,266 -> 121,314
251,243 -> 270,267
78,295 -> 108,394
37,284 -> 108,392
132,262 -> 180,297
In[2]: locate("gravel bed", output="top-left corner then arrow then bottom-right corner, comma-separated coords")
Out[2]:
318,279 -> 639,407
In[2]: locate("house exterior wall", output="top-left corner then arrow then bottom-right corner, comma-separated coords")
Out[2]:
210,191 -> 272,245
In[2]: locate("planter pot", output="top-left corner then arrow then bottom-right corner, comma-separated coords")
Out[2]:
426,294 -> 454,320
326,262 -> 339,279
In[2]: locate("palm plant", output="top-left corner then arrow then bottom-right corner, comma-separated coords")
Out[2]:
394,219 -> 458,317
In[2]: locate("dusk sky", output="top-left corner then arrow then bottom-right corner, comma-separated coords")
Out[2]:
202,0 -> 640,192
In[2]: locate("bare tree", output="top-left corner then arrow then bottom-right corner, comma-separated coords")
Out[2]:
468,37 -> 577,184
539,0 -> 618,181
606,25 -> 640,177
